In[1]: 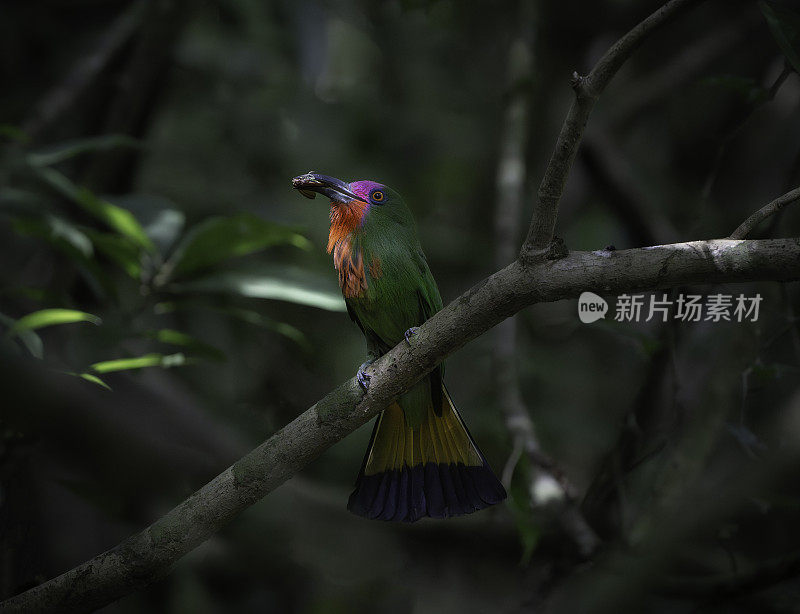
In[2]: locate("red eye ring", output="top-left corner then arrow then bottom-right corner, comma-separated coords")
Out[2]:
371,191 -> 384,202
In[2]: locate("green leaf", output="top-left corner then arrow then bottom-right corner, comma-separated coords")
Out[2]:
90,352 -> 189,373
63,371 -> 112,390
12,215 -> 94,258
79,372 -> 112,390
760,1 -> 800,73
0,312 -> 43,358
170,265 -> 346,312
75,188 -> 155,252
104,194 -> 185,254
8,309 -> 101,336
147,329 -> 226,362
166,213 -> 310,278
27,134 -> 141,167
83,230 -> 143,279
34,167 -> 154,252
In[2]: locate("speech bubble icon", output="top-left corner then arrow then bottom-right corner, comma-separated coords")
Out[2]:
578,291 -> 608,323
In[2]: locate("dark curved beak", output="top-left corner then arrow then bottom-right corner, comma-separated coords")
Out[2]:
291,171 -> 367,204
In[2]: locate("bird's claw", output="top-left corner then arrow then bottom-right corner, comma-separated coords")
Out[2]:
404,327 -> 419,345
357,358 -> 376,392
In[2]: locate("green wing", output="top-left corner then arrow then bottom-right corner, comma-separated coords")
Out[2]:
413,250 -> 444,416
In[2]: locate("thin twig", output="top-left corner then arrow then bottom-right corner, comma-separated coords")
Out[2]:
698,62 -> 796,211
728,186 -> 800,239
521,0 -> 708,259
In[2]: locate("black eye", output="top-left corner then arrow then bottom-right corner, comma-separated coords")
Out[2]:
371,190 -> 384,203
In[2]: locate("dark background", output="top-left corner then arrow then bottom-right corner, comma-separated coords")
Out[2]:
2,0 -> 800,612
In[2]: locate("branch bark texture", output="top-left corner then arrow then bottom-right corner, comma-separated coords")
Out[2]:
4,238 -> 800,613
729,187 -> 800,239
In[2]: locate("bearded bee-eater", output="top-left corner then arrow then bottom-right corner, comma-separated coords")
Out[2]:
292,172 -> 506,522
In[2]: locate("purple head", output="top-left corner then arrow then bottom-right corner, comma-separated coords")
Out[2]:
349,180 -> 385,202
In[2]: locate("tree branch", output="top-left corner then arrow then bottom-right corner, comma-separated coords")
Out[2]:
521,0 -> 708,259
3,237 -> 800,613
729,186 -> 800,239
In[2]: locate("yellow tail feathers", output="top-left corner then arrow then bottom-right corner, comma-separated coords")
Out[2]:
348,385 -> 506,522
364,390 -> 482,475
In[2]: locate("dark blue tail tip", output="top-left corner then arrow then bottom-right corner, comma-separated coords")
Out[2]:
348,462 -> 506,523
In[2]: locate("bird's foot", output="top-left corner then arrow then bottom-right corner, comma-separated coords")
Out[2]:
404,327 -> 419,345
357,358 -> 376,392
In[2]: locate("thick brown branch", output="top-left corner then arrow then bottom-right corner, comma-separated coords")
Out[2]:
3,237 -> 800,613
729,186 -> 800,239
521,0 -> 708,259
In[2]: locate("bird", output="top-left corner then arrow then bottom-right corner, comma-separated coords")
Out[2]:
292,171 -> 506,522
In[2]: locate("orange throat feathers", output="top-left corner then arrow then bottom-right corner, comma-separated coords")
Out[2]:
327,201 -> 380,299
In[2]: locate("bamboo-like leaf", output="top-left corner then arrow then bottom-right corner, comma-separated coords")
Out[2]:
34,167 -> 155,252
8,309 -> 102,336
75,188 -> 155,253
90,352 -> 188,374
171,265 -> 346,312
63,371 -> 113,391
79,372 -> 112,390
166,213 -> 310,278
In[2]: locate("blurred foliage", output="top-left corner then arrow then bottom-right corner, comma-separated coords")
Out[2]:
1,0 -> 800,613
0,127 -> 344,379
